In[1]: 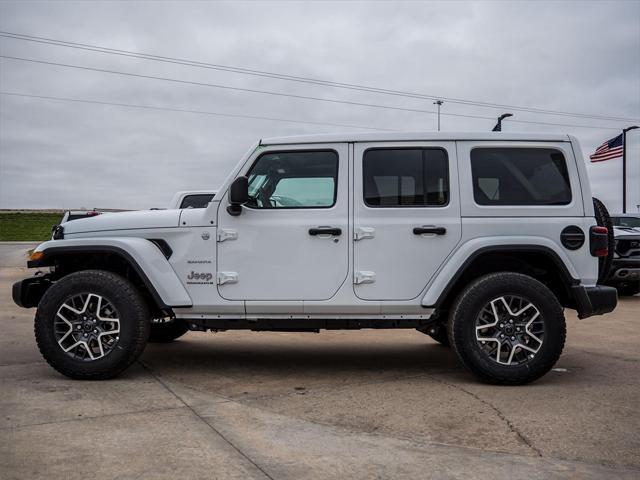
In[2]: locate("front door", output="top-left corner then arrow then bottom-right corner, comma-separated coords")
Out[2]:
217,144 -> 349,301
353,142 -> 461,300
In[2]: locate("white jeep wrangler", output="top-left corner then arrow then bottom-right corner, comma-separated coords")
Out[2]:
13,132 -> 618,385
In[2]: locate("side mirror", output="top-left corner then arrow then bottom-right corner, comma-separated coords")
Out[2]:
227,176 -> 248,216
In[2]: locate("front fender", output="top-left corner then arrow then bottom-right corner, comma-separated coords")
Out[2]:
29,238 -> 192,308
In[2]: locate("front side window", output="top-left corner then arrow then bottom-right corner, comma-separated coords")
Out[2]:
246,150 -> 338,208
363,148 -> 449,207
471,148 -> 572,206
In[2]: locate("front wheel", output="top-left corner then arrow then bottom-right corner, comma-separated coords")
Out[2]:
34,270 -> 150,380
448,272 -> 566,385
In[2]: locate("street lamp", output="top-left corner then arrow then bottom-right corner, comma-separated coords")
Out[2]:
433,100 -> 444,131
492,113 -> 513,132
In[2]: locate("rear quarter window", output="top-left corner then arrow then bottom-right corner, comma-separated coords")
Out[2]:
471,148 -> 572,206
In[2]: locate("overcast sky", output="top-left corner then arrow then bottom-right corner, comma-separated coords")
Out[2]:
1,0 -> 639,211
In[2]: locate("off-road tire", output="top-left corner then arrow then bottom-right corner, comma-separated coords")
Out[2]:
593,197 -> 614,283
35,270 -> 150,380
149,319 -> 189,343
448,272 -> 566,385
616,283 -> 640,297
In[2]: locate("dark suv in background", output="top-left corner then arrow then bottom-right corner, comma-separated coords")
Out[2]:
608,214 -> 640,296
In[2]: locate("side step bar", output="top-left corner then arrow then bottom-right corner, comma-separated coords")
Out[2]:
183,317 -> 435,332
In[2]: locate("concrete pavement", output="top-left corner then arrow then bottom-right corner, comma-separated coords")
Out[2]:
0,242 -> 37,268
1,242 -> 639,479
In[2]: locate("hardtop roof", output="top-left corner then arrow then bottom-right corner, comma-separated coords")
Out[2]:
260,131 -> 573,146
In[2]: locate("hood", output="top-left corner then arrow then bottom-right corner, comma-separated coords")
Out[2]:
62,209 -> 182,235
613,226 -> 640,238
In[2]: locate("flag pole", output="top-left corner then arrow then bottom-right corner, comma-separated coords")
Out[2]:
623,125 -> 639,213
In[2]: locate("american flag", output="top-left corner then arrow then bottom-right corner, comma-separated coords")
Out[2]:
590,133 -> 623,162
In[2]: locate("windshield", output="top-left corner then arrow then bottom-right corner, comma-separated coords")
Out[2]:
611,216 -> 640,228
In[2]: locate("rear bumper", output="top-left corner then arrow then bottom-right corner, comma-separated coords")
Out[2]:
12,274 -> 53,309
571,285 -> 617,319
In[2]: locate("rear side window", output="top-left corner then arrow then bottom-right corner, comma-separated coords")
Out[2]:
471,148 -> 572,206
363,148 -> 449,207
180,194 -> 214,209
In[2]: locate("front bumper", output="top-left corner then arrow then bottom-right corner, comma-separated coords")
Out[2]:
12,274 -> 53,309
608,257 -> 640,283
571,285 -> 617,319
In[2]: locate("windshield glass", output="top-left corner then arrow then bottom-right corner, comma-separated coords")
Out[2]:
611,216 -> 640,228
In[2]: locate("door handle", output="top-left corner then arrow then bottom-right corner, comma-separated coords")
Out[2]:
309,227 -> 342,236
413,226 -> 446,235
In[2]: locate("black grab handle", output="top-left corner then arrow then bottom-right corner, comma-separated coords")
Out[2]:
413,226 -> 446,235
309,227 -> 342,236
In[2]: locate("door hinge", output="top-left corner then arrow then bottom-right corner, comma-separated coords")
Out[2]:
216,272 -> 239,285
354,271 -> 376,285
217,228 -> 238,242
354,227 -> 375,241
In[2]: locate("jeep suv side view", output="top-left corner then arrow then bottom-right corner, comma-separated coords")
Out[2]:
12,132 -> 617,385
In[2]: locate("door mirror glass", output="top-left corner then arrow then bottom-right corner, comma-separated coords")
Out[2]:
227,176 -> 248,215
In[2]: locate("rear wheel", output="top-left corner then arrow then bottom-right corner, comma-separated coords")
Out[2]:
448,272 -> 566,385
35,270 -> 150,380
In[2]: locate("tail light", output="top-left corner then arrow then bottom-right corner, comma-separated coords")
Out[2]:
590,226 -> 609,257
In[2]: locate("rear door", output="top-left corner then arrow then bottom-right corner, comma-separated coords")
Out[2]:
353,142 -> 461,300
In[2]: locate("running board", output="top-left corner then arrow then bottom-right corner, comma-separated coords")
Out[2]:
183,317 -> 435,332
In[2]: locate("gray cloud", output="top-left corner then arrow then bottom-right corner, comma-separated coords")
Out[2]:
0,0 -> 639,211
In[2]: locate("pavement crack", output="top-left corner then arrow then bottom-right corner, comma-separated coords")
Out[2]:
573,348 -> 639,364
0,361 -> 45,367
426,375 -> 543,457
239,372 -> 434,403
1,405 -> 187,431
138,360 -> 274,480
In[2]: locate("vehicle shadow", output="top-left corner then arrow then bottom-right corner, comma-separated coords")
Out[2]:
141,334 -> 461,379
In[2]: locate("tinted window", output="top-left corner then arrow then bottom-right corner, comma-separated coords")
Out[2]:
611,216 -> 640,228
471,148 -> 571,206
180,194 -> 214,209
363,148 -> 449,207
246,150 -> 338,208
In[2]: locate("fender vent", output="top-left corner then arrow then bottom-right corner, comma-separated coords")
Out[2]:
148,239 -> 173,259
560,226 -> 585,250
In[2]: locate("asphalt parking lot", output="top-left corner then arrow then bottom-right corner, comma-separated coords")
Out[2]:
1,242 -> 639,479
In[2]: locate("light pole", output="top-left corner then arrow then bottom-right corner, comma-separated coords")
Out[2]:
492,113 -> 513,132
433,100 -> 443,131
622,125 -> 639,213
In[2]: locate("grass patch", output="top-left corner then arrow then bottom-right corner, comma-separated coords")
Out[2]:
0,212 -> 63,241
